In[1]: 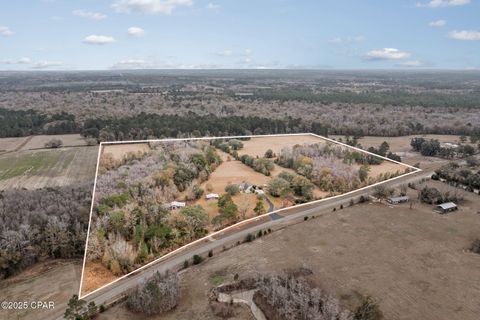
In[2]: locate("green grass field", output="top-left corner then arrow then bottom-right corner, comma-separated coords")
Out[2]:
0,146 -> 98,190
0,149 -> 75,181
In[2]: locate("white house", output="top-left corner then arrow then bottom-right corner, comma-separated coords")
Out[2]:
170,201 -> 186,209
387,196 -> 409,204
206,193 -> 219,200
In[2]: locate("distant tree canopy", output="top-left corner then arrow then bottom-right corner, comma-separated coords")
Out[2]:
0,108 -> 77,137
241,88 -> 480,109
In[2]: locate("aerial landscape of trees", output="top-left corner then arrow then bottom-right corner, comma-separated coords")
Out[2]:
274,143 -> 402,194
88,141 -> 223,276
1,70 -> 478,319
1,71 -> 480,141
0,185 -> 92,279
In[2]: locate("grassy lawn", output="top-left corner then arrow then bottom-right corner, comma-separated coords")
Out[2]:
0,149 -> 74,180
209,275 -> 225,286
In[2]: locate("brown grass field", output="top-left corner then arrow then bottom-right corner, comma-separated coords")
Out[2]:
330,134 -> 463,153
0,136 -> 30,153
238,134 -> 408,181
99,182 -> 480,320
101,143 -> 151,161
237,135 -> 326,158
19,134 -> 90,150
80,262 -> 120,297
0,260 -> 82,320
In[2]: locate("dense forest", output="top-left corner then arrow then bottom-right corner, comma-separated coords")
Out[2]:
0,108 -> 77,137
0,185 -> 92,279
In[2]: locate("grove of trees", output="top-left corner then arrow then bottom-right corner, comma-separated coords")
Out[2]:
0,185 -> 92,279
126,271 -> 179,316
88,141 -> 223,276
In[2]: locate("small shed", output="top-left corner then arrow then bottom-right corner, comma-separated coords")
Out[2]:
170,201 -> 186,209
436,202 -> 458,214
387,196 -> 409,204
206,193 -> 219,200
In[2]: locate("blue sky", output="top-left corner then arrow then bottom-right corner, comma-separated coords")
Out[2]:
0,0 -> 479,70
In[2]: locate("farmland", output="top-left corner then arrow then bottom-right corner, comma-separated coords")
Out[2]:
0,146 -> 98,190
0,134 -> 89,154
82,134 -> 414,294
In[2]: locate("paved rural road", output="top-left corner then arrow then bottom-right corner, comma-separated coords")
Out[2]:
62,170 -> 430,320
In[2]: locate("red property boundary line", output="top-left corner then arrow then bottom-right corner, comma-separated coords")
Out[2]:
79,133 -> 421,299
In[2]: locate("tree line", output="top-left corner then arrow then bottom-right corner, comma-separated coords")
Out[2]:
0,108 -> 77,138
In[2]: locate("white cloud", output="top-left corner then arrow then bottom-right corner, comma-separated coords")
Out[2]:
366,48 -> 411,60
31,61 -> 63,69
1,57 -> 31,64
417,0 -> 470,8
73,9 -> 107,20
244,49 -> 253,55
329,35 -> 365,43
448,30 -> 480,40
112,0 -> 193,15
18,57 -> 31,64
217,49 -> 233,56
128,26 -> 145,37
429,20 -> 446,27
207,3 -> 220,11
0,26 -> 13,36
83,34 -> 115,45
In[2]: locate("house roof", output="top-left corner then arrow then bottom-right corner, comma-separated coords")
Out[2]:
437,202 -> 457,210
206,193 -> 219,198
388,196 -> 409,202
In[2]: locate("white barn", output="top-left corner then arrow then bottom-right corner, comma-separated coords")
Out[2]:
206,193 -> 219,200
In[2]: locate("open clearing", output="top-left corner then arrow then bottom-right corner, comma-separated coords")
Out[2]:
237,135 -> 326,157
0,146 -> 98,190
18,134 -> 89,150
102,143 -> 150,161
0,136 -> 30,153
100,186 -> 480,320
330,134 -> 463,153
239,134 -> 407,180
0,134 -> 89,154
0,260 -> 82,320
